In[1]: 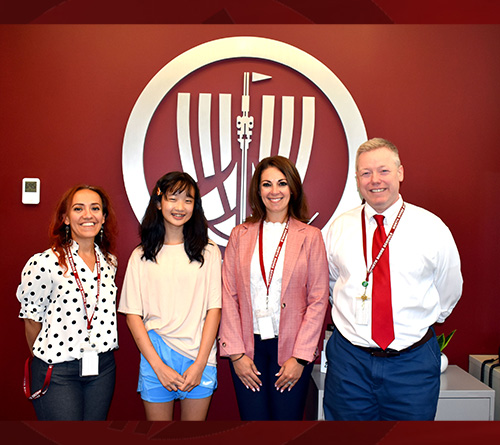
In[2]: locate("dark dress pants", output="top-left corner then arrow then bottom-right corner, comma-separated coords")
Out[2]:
230,335 -> 313,421
31,350 -> 116,420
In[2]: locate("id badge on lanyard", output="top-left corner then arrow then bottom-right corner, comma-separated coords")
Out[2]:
356,204 -> 405,326
79,343 -> 99,376
256,308 -> 276,340
355,296 -> 370,325
257,218 -> 289,340
66,246 -> 101,377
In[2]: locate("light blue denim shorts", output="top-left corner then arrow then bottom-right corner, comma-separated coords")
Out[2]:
138,330 -> 217,402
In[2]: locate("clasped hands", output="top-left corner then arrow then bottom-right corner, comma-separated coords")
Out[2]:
154,361 -> 204,392
231,354 -> 304,393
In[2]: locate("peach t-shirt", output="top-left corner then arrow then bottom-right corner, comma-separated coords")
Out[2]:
119,242 -> 221,366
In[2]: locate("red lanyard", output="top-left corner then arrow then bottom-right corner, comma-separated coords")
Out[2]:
361,203 -> 405,285
66,246 -> 101,331
24,356 -> 53,400
259,218 -> 290,296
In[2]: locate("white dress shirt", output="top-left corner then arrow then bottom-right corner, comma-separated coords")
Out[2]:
326,196 -> 463,350
250,221 -> 288,336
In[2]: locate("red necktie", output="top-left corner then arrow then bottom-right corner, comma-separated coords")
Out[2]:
371,215 -> 395,350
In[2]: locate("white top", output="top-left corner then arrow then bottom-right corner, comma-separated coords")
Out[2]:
17,242 -> 118,364
118,241 -> 222,366
250,221 -> 287,335
326,196 -> 463,350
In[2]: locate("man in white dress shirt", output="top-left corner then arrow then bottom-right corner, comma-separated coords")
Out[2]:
324,138 -> 462,420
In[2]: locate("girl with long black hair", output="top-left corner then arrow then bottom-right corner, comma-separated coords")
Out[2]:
119,172 -> 221,421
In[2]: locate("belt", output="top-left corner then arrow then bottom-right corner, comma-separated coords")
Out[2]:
354,328 -> 434,358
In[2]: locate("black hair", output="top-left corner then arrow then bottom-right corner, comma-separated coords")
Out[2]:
139,172 -> 209,265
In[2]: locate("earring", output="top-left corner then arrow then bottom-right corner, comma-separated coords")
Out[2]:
65,224 -> 70,244
99,226 -> 104,242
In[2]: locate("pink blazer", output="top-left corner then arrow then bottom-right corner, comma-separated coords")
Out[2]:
219,218 -> 329,366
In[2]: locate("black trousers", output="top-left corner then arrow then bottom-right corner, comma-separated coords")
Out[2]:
230,335 -> 313,420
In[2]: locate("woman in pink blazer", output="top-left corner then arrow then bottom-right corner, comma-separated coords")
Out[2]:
219,156 -> 329,420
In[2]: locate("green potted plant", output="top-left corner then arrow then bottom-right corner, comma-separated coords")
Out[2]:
437,329 -> 456,373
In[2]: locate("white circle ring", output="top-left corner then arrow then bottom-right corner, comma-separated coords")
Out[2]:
122,35 -> 367,236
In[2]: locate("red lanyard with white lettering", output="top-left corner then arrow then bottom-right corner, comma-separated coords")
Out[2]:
65,247 -> 101,331
259,218 -> 290,297
361,203 -> 405,289
23,356 -> 53,400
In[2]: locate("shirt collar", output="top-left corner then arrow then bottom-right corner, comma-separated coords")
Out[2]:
364,195 -> 404,225
68,240 -> 102,257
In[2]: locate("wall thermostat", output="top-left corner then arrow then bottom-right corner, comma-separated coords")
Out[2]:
22,178 -> 40,204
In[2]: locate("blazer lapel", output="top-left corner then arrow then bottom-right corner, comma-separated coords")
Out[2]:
281,219 -> 306,297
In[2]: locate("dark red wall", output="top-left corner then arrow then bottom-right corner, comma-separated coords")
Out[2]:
1,25 -> 499,420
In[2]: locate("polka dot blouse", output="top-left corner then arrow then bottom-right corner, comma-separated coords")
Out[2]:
17,242 -> 118,364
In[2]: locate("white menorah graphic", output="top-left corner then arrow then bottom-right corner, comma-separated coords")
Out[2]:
176,72 -> 316,245
122,37 -> 366,248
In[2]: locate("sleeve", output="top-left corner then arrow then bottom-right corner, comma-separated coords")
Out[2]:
219,227 -> 247,357
292,228 -> 330,362
16,252 -> 54,322
434,222 -> 463,323
206,242 -> 222,310
118,249 -> 145,316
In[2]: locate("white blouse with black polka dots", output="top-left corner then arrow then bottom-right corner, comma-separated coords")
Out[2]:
17,242 -> 118,365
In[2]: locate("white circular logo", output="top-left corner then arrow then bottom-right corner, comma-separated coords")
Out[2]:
122,36 -> 366,246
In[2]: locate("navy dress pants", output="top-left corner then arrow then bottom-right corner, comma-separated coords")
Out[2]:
323,328 -> 440,421
230,335 -> 313,420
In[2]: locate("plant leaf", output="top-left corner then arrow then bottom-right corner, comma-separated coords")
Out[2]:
438,329 -> 456,351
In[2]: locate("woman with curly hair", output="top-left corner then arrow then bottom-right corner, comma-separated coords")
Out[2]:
17,184 -> 119,420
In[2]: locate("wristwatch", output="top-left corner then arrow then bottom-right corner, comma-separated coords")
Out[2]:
295,357 -> 309,366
